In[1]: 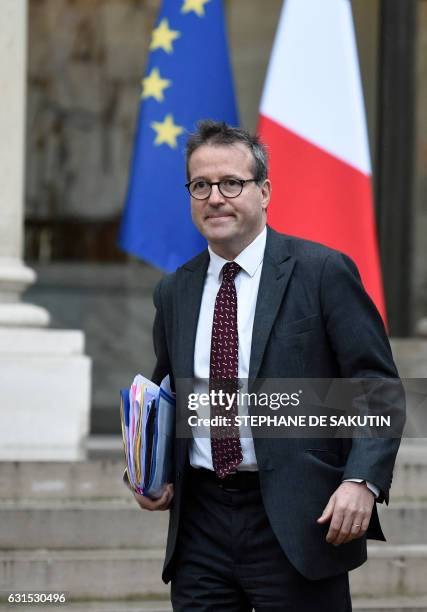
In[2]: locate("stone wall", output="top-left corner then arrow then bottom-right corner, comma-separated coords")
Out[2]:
26,0 -> 159,221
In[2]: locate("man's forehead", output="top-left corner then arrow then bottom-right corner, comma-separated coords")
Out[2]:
188,142 -> 253,173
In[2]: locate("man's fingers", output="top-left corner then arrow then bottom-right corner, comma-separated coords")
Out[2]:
133,491 -> 159,510
157,483 -> 174,508
322,482 -> 375,545
165,483 -> 175,499
347,514 -> 364,541
343,512 -> 370,543
325,510 -> 344,544
332,512 -> 354,546
152,483 -> 174,509
347,524 -> 362,542
133,482 -> 174,511
153,493 -> 168,509
155,484 -> 174,509
342,515 -> 369,543
158,485 -> 171,503
317,495 -> 335,524
361,515 -> 370,532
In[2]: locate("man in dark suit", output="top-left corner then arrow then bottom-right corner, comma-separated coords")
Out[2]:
132,120 -> 403,611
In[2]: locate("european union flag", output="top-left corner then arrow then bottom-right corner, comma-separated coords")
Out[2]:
119,0 -> 239,271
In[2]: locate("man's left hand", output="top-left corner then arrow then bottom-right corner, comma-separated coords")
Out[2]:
317,481 -> 375,546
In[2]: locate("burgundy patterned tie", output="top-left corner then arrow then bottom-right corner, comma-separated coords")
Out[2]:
210,261 -> 243,478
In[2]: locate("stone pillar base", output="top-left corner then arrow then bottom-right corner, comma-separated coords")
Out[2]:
0,328 -> 91,460
0,258 -> 50,326
0,303 -> 50,327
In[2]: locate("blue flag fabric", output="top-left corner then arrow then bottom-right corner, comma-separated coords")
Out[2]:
119,0 -> 239,272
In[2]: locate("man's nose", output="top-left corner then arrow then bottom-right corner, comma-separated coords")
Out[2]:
208,184 -> 225,205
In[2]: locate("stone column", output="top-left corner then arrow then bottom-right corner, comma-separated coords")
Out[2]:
0,0 -> 91,459
0,0 -> 49,326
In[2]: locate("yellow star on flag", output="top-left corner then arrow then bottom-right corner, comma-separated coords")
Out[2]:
151,114 -> 184,148
181,0 -> 210,17
150,19 -> 181,54
141,68 -> 171,102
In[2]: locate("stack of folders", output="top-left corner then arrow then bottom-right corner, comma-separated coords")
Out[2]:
120,374 -> 175,499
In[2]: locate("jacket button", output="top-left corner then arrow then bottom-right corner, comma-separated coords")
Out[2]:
176,471 -> 181,481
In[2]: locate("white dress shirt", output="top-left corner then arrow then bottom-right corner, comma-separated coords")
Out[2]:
190,227 -> 266,470
188,226 -> 379,497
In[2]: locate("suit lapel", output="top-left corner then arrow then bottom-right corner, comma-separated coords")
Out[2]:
174,250 -> 209,471
248,228 -> 296,386
175,250 -> 210,378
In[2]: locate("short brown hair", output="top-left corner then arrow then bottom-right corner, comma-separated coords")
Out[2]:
186,120 -> 268,183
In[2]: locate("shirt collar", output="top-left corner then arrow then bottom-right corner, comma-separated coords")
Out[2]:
208,226 -> 267,281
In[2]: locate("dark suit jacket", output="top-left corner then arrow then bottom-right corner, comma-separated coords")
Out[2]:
151,226 -> 403,582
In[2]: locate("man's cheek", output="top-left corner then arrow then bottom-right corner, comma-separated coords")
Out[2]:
190,208 -> 202,226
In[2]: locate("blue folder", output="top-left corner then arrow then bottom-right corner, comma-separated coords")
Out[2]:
120,374 -> 175,499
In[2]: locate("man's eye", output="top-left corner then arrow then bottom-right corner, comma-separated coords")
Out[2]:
193,181 -> 208,190
224,179 -> 240,187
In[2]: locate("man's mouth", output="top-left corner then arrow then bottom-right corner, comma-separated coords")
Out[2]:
206,213 -> 234,220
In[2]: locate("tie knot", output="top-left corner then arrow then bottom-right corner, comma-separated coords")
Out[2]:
222,262 -> 241,283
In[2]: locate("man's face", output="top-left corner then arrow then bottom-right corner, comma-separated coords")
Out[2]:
187,143 -> 271,259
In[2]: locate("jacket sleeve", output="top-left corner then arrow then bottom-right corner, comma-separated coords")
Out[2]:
319,251 -> 405,503
151,279 -> 173,388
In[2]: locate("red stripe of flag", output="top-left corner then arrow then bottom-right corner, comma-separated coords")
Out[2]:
259,115 -> 386,322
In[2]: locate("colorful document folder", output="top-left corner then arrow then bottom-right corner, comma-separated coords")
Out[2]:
120,374 -> 175,499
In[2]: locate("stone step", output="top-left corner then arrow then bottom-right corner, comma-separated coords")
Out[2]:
1,545 -> 427,600
0,459 -> 128,501
377,501 -> 427,544
0,500 -> 168,549
0,598 -> 427,612
354,597 -> 427,611
391,444 -> 427,500
0,499 -> 425,549
350,545 -> 427,598
0,601 -> 172,612
0,549 -> 169,600
1,441 -> 426,502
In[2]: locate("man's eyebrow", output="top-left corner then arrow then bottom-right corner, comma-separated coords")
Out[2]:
190,174 -> 242,181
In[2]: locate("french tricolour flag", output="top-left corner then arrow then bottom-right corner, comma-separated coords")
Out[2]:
258,0 -> 386,323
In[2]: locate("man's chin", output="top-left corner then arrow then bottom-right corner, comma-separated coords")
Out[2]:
202,217 -> 235,234
204,226 -> 235,244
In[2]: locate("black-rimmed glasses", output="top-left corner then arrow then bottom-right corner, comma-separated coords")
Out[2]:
185,178 -> 257,200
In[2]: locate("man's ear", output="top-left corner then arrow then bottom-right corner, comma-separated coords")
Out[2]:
261,179 -> 272,211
